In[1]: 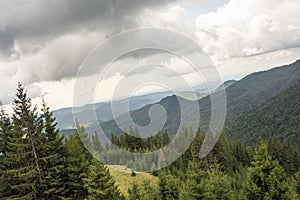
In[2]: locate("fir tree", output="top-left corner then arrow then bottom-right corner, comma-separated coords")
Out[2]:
1,83 -> 41,199
185,160 -> 234,200
0,106 -> 11,197
65,125 -> 92,199
245,142 -> 298,199
158,171 -> 180,200
37,100 -> 68,199
83,158 -> 123,200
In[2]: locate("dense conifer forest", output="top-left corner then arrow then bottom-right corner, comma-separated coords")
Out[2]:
1,81 -> 300,199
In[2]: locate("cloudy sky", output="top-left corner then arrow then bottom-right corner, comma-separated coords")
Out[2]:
1,0 -> 300,111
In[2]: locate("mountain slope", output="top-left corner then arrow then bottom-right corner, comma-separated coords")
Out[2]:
224,81 -> 300,145
54,86 -> 208,130
53,91 -> 173,129
224,60 -> 300,120
98,60 -> 300,137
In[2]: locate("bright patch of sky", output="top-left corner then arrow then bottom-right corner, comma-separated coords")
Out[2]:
177,0 -> 230,24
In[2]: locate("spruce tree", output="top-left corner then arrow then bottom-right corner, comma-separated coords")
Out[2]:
83,158 -> 123,200
0,106 -> 11,197
37,100 -> 68,199
91,131 -> 103,154
185,160 -> 234,200
245,142 -> 298,199
1,83 -> 41,199
158,171 -> 180,200
65,125 -> 92,199
0,106 -> 10,168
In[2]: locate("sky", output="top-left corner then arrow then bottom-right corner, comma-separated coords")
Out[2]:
1,0 -> 300,112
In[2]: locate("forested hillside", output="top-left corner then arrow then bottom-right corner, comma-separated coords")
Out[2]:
1,82 -> 300,199
225,81 -> 300,145
99,60 -> 300,136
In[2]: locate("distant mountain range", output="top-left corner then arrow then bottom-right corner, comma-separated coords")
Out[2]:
58,60 -> 300,143
96,60 -> 300,138
53,91 -> 172,130
53,86 -> 208,130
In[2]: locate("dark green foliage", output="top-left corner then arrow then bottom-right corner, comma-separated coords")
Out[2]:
181,160 -> 235,200
206,132 -> 237,174
0,84 -> 69,199
0,106 -> 11,197
128,180 -> 158,200
225,81 -> 300,145
0,106 -> 10,168
0,83 -> 122,199
158,171 -> 180,200
156,130 -> 300,200
266,137 -> 300,176
64,125 -> 123,199
245,142 -> 298,199
64,126 -> 92,199
231,140 -> 253,167
84,158 -> 123,200
0,83 -> 40,199
112,129 -> 171,152
37,101 -> 67,199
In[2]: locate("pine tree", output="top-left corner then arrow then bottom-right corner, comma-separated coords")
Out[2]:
0,106 -> 11,197
199,164 -> 234,200
0,106 -> 10,167
37,100 -> 68,199
139,180 -> 159,200
1,83 -> 41,199
65,125 -> 92,199
162,130 -> 171,146
84,158 -> 123,200
245,142 -> 298,199
208,132 -> 236,173
91,131 -> 103,154
184,160 -> 234,200
158,171 -> 180,200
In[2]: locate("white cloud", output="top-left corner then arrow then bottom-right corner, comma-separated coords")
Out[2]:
1,0 -> 300,112
0,2 -> 195,106
139,5 -> 193,34
195,0 -> 300,60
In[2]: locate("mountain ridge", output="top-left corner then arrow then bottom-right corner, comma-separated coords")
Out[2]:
97,60 -> 300,137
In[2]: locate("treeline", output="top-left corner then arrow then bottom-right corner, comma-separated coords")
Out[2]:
126,131 -> 300,199
111,129 -> 170,152
106,125 -> 300,199
100,128 -> 194,172
0,83 -> 124,199
2,83 -> 300,200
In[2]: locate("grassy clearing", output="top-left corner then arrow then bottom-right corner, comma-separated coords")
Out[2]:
107,165 -> 159,196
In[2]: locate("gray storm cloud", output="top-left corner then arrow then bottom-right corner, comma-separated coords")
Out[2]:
0,0 -> 178,55
1,0 -> 300,106
0,0 -> 183,104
